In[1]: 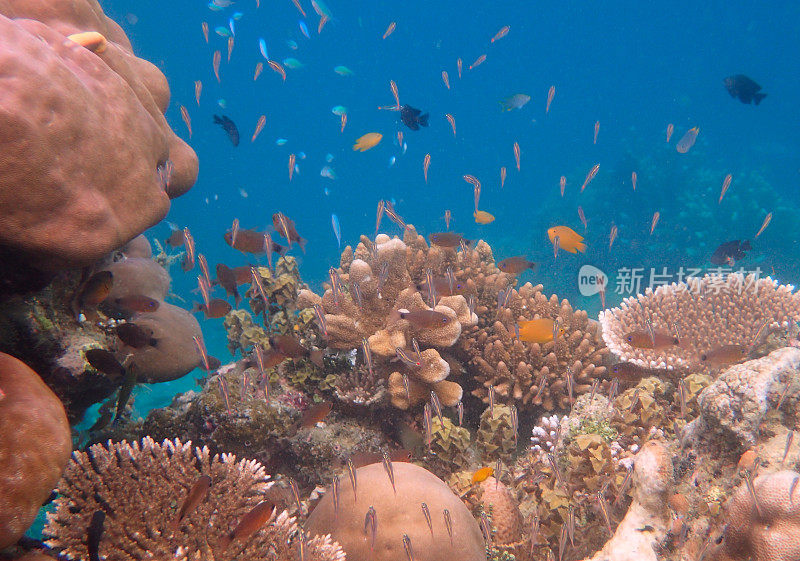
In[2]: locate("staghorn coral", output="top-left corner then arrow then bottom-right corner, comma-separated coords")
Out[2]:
599,273 -> 800,372
0,353 -> 71,548
709,470 -> 800,561
297,229 -> 477,409
306,461 -> 486,561
45,437 -> 344,561
461,281 -> 608,410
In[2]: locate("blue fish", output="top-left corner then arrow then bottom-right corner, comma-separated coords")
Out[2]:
299,20 -> 310,39
232,11 -> 243,20
258,38 -> 268,60
214,26 -> 230,37
331,214 -> 341,249
229,17 -> 235,36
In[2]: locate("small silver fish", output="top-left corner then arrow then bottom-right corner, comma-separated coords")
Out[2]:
421,502 -> 433,536
402,533 -> 414,561
596,492 -> 612,534
479,511 -> 492,543
382,451 -> 396,493
430,391 -> 444,425
495,459 -> 502,489
351,282 -> 363,309
347,458 -> 357,501
783,430 -> 794,464
567,504 -> 575,547
425,268 -> 437,307
411,338 -> 421,361
423,403 -> 433,449
588,379 -> 599,403
488,385 -> 495,416
364,506 -> 377,550
467,295 -> 476,317
745,470 -> 762,519
362,337 -> 374,376
678,379 -> 687,418
614,464 -> 634,505
457,401 -> 464,426
289,477 -> 302,514
402,373 -> 411,400
331,475 -> 340,515
377,262 -> 390,299
443,508 -> 453,544
510,405 -> 518,445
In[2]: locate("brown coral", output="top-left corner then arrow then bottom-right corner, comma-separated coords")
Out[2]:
0,352 -> 71,548
710,470 -> 800,561
45,437 -> 344,561
461,281 -> 608,410
599,273 -> 800,372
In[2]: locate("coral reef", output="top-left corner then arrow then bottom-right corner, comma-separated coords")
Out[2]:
709,470 -> 800,561
477,404 -> 517,463
45,437 -> 344,561
0,0 -> 197,279
599,273 -> 800,372
305,461 -> 486,561
0,352 -> 71,548
476,477 -> 524,546
461,281 -> 608,410
683,347 -> 800,452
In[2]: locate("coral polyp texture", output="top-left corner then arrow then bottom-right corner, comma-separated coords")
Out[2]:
599,273 -> 800,371
45,437 -> 344,561
0,0 -> 197,276
461,281 -> 608,410
297,228 -> 477,409
0,352 -> 71,549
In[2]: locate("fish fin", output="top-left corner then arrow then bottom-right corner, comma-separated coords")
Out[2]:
419,113 -> 429,127
575,242 -> 587,253
407,122 -> 419,131
298,237 -> 308,253
754,92 -> 767,105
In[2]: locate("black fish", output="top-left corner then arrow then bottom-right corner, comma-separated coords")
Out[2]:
213,115 -> 240,146
724,75 -> 766,105
710,239 -> 751,265
400,105 -> 429,131
85,349 -> 126,379
116,322 -> 158,348
87,510 -> 105,561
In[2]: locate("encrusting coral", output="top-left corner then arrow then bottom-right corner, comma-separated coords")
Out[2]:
45,437 -> 345,561
599,273 -> 800,372
709,470 -> 800,561
0,352 -> 71,549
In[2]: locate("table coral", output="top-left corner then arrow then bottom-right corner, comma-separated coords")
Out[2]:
45,437 -> 344,561
0,352 -> 71,548
0,0 -> 197,279
599,273 -> 800,372
305,461 -> 486,561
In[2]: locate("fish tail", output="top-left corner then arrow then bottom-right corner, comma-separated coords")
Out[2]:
213,114 -> 223,124
754,92 -> 767,105
575,242 -> 587,253
419,113 -> 429,127
298,237 -> 308,253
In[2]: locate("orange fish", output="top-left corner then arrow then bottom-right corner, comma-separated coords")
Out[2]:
666,123 -> 674,143
268,60 -> 286,81
194,80 -> 202,105
719,174 -> 732,203
441,71 -> 450,89
353,133 -> 382,151
288,154 -> 296,180
490,26 -> 510,43
755,212 -> 772,238
218,501 -> 276,551
500,166 -> 507,188
340,112 -> 347,133
254,62 -> 263,81
170,475 -> 211,530
580,163 -> 599,192
546,85 -> 555,114
212,50 -> 221,82
577,206 -> 587,229
180,105 -> 192,138
445,113 -> 456,136
291,0 -> 306,16
79,271 -> 113,308
390,80 -> 399,108
423,154 -> 431,183
252,115 -> 266,142
609,224 -> 618,250
194,298 -> 231,319
383,21 -> 396,39
700,345 -> 747,368
676,127 -> 699,153
227,36 -> 234,62
469,54 -> 487,69
472,467 -> 494,483
632,171 -> 638,191
202,22 -> 209,43
593,120 -> 600,144
548,226 -> 586,253
560,175 -> 566,196
474,210 -> 494,224
624,331 -> 679,350
650,212 -> 660,235
518,318 -> 564,343
300,402 -> 333,428
395,309 -> 452,329
513,141 -> 520,171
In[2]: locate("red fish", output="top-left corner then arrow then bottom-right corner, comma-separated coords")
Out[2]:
212,50 -> 221,82
719,173 -> 732,203
194,298 -> 232,319
218,501 -> 276,551
254,62 -> 263,81
446,113 -> 456,136
268,60 -> 286,81
300,402 -> 332,428
500,166 -> 507,188
457,58 -> 462,78
650,212 -> 660,235
666,123 -> 674,143
272,212 -> 308,252
631,171 -> 638,191
252,115 -> 266,142
225,229 -> 287,256
180,105 -> 192,138
114,295 -> 159,314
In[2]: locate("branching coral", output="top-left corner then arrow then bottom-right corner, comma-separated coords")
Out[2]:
45,437 -> 344,561
599,273 -> 800,372
461,281 -> 608,410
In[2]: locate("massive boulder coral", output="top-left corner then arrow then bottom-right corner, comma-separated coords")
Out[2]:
297,229 -> 477,409
599,273 -> 800,372
461,281 -> 608,410
0,352 -> 71,548
45,437 -> 345,561
305,461 -> 486,561
0,0 -> 198,276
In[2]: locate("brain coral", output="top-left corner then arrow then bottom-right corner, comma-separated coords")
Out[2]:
0,0 -> 197,272
599,273 -> 800,371
45,437 -> 344,561
0,352 -> 71,548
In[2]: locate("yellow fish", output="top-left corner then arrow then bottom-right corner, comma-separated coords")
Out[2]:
548,226 -> 586,253
474,210 -> 495,224
472,466 -> 494,483
517,318 -> 564,343
353,133 -> 382,152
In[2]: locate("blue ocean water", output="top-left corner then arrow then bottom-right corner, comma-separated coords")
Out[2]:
97,0 -> 800,415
